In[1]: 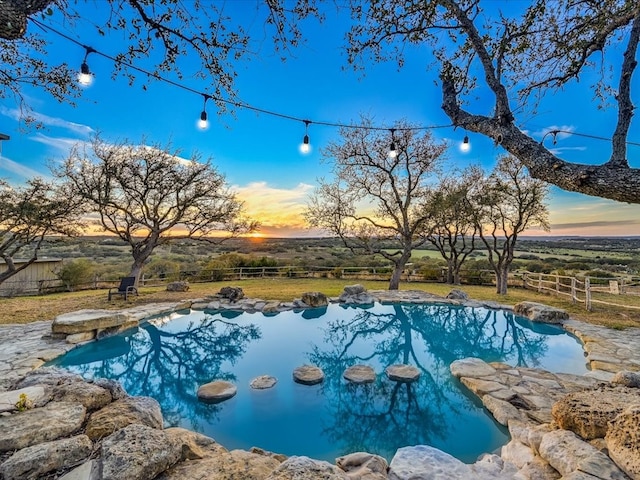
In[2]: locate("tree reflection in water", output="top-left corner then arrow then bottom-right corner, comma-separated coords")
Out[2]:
308,304 -> 548,459
56,312 -> 261,429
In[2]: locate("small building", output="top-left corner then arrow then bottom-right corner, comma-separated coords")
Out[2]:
0,258 -> 63,296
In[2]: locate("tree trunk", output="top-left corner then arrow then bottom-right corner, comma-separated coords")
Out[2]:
446,259 -> 455,284
389,264 -> 403,290
128,260 -> 146,286
495,267 -> 509,295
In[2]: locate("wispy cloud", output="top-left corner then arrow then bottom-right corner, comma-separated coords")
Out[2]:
0,106 -> 95,136
534,124 -> 576,141
0,155 -> 49,180
552,219 -> 640,230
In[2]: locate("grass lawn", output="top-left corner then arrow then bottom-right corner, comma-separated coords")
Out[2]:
1,278 -> 639,329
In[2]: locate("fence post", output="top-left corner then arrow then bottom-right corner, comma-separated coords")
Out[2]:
555,274 -> 560,294
585,277 -> 592,311
538,273 -> 542,292
239,267 -> 243,280
621,278 -> 626,294
571,277 -> 576,304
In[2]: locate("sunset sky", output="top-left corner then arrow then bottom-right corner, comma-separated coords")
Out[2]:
1,2 -> 639,237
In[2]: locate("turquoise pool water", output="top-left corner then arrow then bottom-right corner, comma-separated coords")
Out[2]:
49,303 -> 587,462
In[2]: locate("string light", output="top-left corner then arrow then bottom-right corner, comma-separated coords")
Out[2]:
78,46 -> 95,86
388,129 -> 397,158
29,18 -> 640,152
460,135 -> 470,153
198,94 -> 210,130
299,120 -> 311,154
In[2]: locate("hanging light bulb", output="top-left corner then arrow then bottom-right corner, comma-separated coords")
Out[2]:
197,94 -> 210,130
460,135 -> 471,153
388,128 -> 398,158
299,120 -> 311,154
78,46 -> 95,86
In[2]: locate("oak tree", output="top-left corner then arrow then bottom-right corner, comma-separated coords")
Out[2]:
305,120 -> 446,290
57,137 -> 256,284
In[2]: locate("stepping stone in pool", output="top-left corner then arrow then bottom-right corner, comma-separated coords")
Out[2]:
293,365 -> 325,385
197,381 -> 237,403
386,364 -> 421,383
250,375 -> 277,389
343,365 -> 376,384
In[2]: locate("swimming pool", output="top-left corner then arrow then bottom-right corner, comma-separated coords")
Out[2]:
49,302 -> 587,462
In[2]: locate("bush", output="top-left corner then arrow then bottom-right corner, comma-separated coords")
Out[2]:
56,259 -> 95,291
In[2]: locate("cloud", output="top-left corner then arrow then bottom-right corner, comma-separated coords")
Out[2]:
0,155 -> 49,180
31,133 -> 89,153
233,182 -> 315,231
533,125 -> 576,141
551,219 -> 640,230
0,106 -> 95,136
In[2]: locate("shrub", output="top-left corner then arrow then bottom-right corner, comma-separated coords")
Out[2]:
55,259 -> 95,291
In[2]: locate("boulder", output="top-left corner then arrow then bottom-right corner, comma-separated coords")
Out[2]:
268,456 -> 349,479
513,301 -> 568,324
99,424 -> 183,480
606,405 -> 640,479
339,285 -> 375,305
250,375 -> 278,390
551,385 -> 640,440
13,366 -> 83,389
336,452 -> 388,479
52,309 -> 128,334
301,291 -> 329,307
612,371 -> 640,388
446,289 -> 469,301
450,357 -> 497,378
385,364 -> 421,383
66,331 -> 96,344
293,365 -> 325,385
92,378 -> 128,400
482,395 -> 524,426
58,460 -> 98,480
343,365 -> 376,384
197,380 -> 237,403
389,445 -> 472,479
0,386 -> 46,413
0,435 -> 92,480
219,286 -> 244,302
166,281 -> 190,292
85,396 -> 163,440
51,381 -> 112,411
342,284 -> 367,295
0,401 -> 86,451
164,427 -> 226,461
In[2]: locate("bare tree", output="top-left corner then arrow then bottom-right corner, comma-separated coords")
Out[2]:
305,120 -> 446,290
343,0 -> 640,203
422,168 -> 481,284
1,1 -> 313,121
57,137 -> 256,284
0,178 -> 81,286
472,155 -> 550,294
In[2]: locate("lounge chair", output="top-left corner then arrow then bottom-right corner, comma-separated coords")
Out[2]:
108,276 -> 138,301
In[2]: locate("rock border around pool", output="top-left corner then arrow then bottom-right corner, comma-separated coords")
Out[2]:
2,285 -> 640,479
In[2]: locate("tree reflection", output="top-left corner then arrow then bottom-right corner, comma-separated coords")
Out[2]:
308,304 -> 548,458
56,313 -> 260,429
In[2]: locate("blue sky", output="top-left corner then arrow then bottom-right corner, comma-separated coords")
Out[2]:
1,2 -> 639,237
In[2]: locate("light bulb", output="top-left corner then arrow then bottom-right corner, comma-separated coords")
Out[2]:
389,141 -> 397,158
78,62 -> 92,86
198,110 -> 208,130
300,134 -> 310,154
460,135 -> 470,153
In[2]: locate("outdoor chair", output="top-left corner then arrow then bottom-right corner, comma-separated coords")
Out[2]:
108,276 -> 138,301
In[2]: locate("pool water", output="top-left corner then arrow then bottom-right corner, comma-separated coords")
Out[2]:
49,303 -> 587,462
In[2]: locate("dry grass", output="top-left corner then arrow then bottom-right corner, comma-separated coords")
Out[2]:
1,278 -> 639,329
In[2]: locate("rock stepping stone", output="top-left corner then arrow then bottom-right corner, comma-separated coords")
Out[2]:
343,365 -> 376,384
293,365 -> 325,385
249,375 -> 277,389
197,381 -> 237,403
386,364 -> 421,383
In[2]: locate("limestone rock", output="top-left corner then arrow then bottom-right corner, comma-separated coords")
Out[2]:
52,309 -> 128,334
66,331 -> 96,344
58,460 -> 98,480
471,453 -> 518,478
197,380 -> 238,403
385,364 -> 421,383
606,405 -> 640,479
0,386 -> 46,413
13,366 -> 83,389
450,357 -> 497,378
552,385 -> 640,440
513,302 -> 568,324
0,435 -> 92,480
483,395 -> 524,426
293,365 -> 325,385
85,396 -> 163,440
166,281 -> 189,292
99,424 -> 182,480
219,286 -> 244,302
267,456 -> 349,479
92,378 -> 128,400
250,375 -> 278,390
612,371 -> 640,388
51,381 -> 112,411
0,401 -> 86,451
343,365 -> 376,384
301,291 -> 329,307
262,302 -> 281,314
336,451 -> 388,479
389,445 -> 472,479
500,440 -> 536,469
164,427 -> 226,461
539,429 -> 627,478
446,289 -> 469,300
342,284 -> 367,295
339,285 -> 375,305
